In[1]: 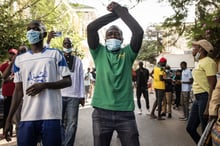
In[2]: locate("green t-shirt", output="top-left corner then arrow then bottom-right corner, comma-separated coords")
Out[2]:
90,44 -> 137,111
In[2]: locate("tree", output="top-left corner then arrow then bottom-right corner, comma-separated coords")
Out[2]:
159,0 -> 220,59
0,0 -> 30,62
136,40 -> 159,64
0,0 -> 87,62
137,24 -> 164,64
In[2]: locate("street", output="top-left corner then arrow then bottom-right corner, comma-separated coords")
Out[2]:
0,92 -> 196,146
75,95 -> 196,146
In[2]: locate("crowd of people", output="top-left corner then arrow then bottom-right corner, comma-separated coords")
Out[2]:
0,1 -> 219,146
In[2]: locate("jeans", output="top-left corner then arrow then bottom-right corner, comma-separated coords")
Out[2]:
136,86 -> 149,109
61,97 -> 80,146
186,92 -> 209,144
92,107 -> 140,146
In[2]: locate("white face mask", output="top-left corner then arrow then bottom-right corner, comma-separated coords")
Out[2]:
195,52 -> 201,61
105,39 -> 122,51
194,48 -> 201,61
63,48 -> 72,53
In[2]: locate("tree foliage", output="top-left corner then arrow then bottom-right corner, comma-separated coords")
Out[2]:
160,0 -> 220,59
137,40 -> 160,64
0,0 -> 85,62
0,0 -> 29,62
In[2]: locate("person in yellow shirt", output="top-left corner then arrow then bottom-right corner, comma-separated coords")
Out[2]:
150,57 -> 167,120
209,79 -> 220,145
186,39 -> 217,145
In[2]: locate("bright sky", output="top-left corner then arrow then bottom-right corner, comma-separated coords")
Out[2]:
74,0 -> 195,43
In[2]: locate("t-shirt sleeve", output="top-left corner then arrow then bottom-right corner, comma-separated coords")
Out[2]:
14,57 -> 22,83
0,62 -> 8,73
56,50 -> 71,77
125,45 -> 137,62
204,60 -> 217,76
89,44 -> 103,60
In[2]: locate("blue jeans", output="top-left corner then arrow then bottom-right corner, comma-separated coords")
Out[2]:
18,120 -> 61,146
92,107 -> 140,146
186,92 -> 209,144
61,97 -> 80,146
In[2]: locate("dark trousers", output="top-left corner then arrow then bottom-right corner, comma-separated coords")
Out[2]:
151,89 -> 165,117
3,96 -> 13,136
92,108 -> 140,146
175,86 -> 181,107
186,92 -> 211,145
136,87 -> 149,109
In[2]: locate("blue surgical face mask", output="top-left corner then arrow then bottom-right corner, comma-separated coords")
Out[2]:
26,29 -> 42,44
63,48 -> 72,53
105,39 -> 122,51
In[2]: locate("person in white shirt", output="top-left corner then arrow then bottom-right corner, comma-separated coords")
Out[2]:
4,20 -> 71,146
84,67 -> 94,101
179,61 -> 193,121
60,37 -> 85,146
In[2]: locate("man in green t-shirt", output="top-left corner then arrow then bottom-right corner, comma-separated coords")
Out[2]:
87,1 -> 143,146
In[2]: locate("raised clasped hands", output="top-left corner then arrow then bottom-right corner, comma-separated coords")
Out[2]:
107,1 -> 120,12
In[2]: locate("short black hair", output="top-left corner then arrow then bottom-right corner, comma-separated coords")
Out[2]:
180,61 -> 187,66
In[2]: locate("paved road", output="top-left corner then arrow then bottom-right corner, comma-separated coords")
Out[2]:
0,92 -> 196,146
75,98 -> 196,146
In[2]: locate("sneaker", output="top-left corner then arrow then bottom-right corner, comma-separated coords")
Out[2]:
161,113 -> 166,117
150,114 -> 157,119
173,106 -> 179,110
167,113 -> 172,118
157,117 -> 166,120
179,116 -> 186,119
179,118 -> 188,121
138,109 -> 142,115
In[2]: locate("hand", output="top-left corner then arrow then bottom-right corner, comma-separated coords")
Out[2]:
4,118 -> 12,142
47,31 -> 56,44
26,83 -> 45,96
11,54 -> 17,64
80,98 -> 85,107
107,1 -> 120,12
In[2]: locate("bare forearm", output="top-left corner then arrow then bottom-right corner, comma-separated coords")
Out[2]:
113,5 -> 143,52
87,13 -> 118,49
7,90 -> 23,120
44,76 -> 72,89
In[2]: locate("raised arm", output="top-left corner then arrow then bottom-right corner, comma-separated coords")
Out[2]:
108,2 -> 144,53
87,13 -> 118,49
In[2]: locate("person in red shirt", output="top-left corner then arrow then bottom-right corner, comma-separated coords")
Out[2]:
0,48 -> 17,137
